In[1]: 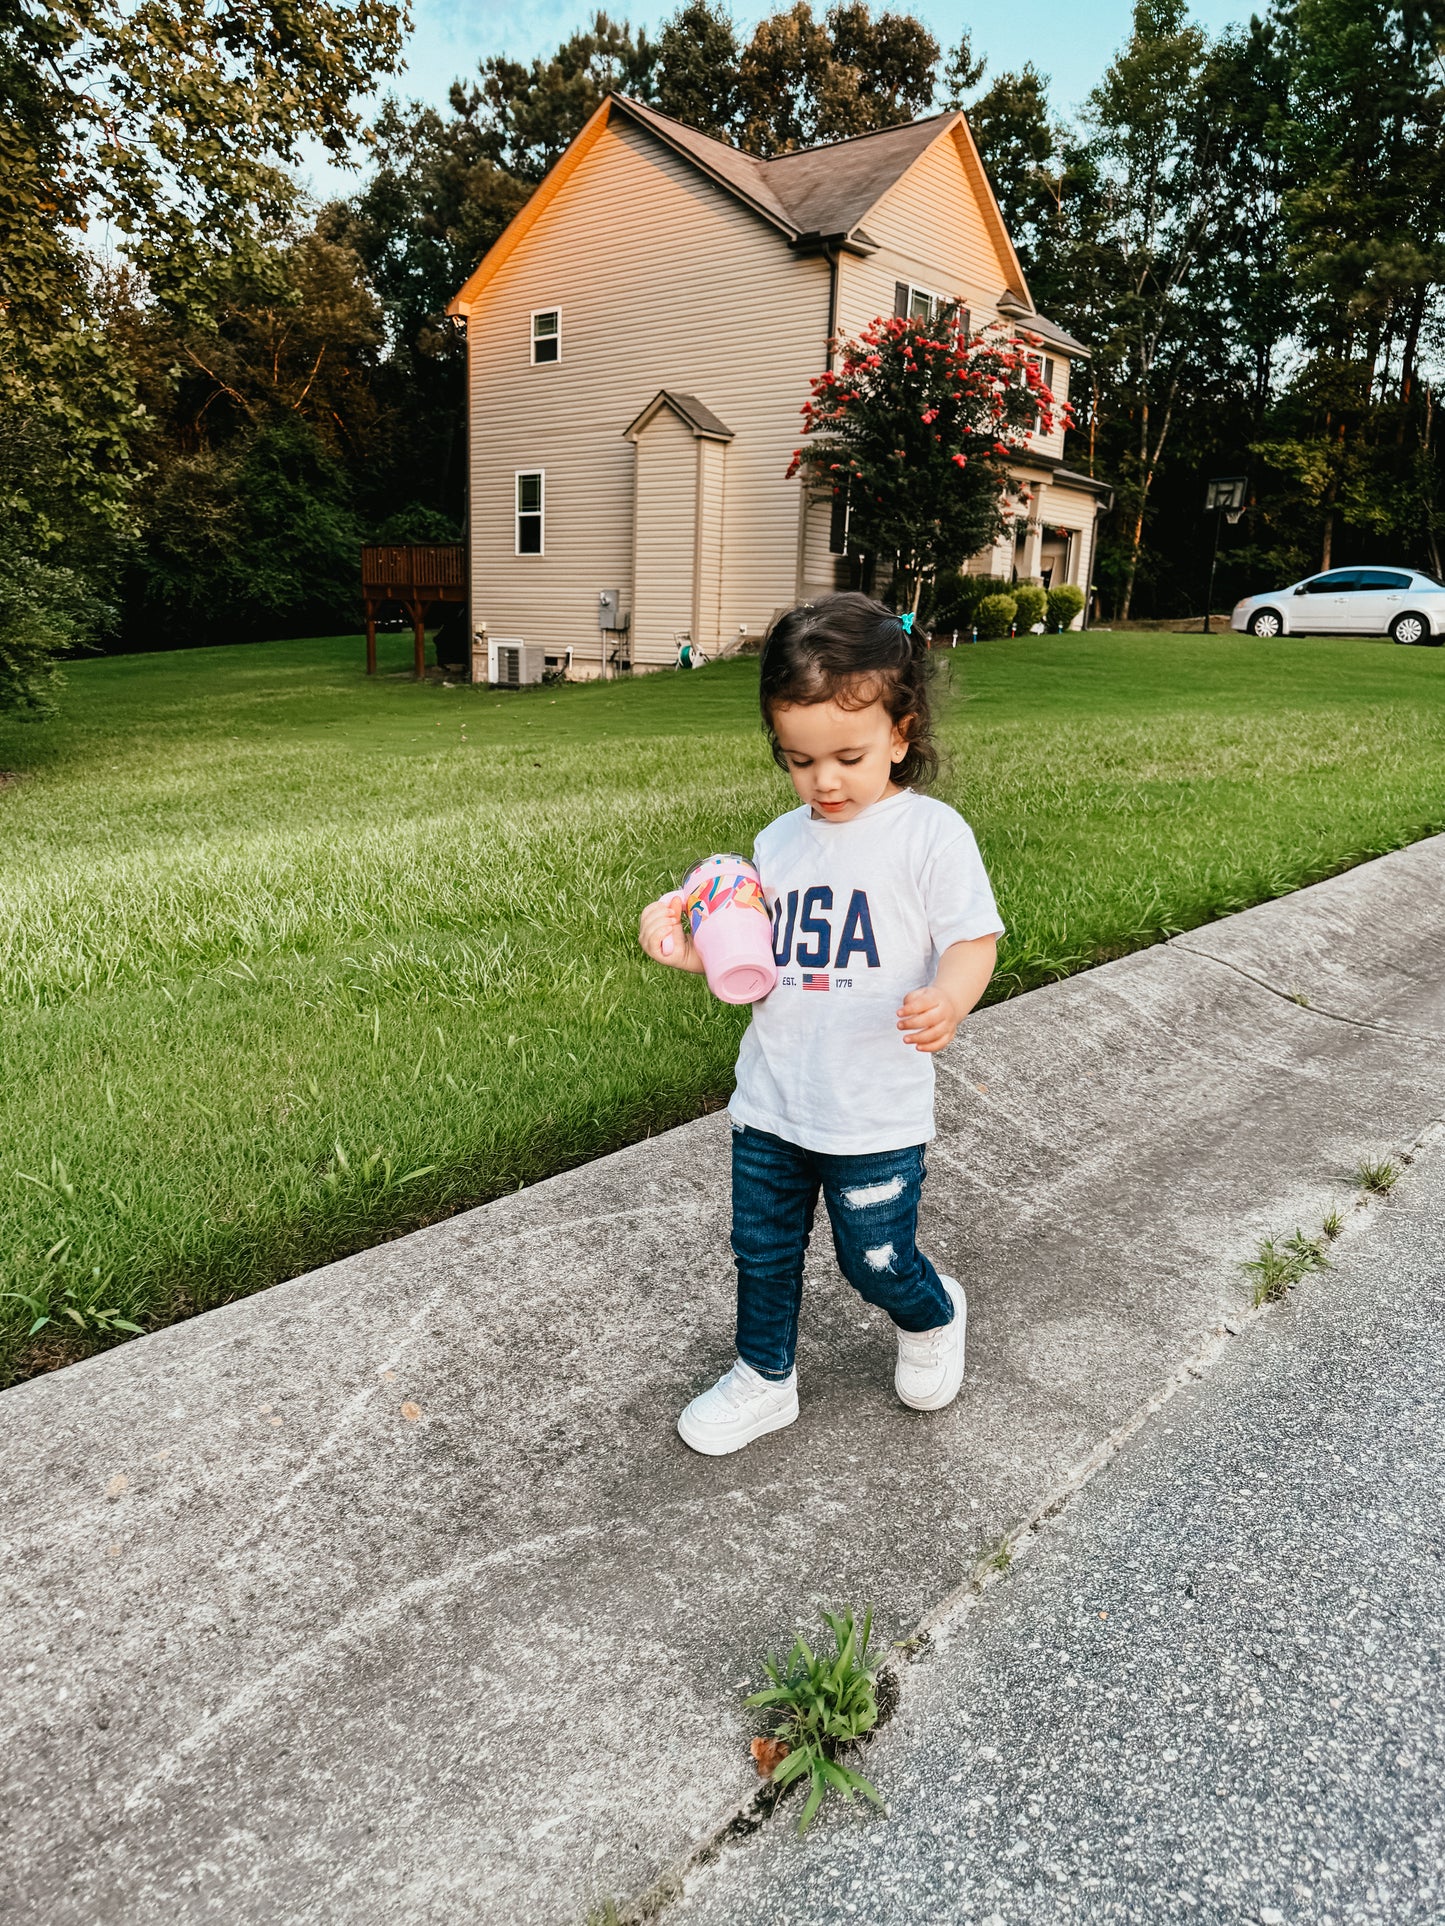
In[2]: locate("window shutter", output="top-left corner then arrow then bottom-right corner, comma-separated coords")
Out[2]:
958,306 -> 971,339
894,282 -> 910,318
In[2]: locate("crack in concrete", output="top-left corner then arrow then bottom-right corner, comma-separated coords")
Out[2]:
1173,942 -> 1445,1046
619,1114 -> 1445,1925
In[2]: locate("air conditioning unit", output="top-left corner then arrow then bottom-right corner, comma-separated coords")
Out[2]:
487,637 -> 546,687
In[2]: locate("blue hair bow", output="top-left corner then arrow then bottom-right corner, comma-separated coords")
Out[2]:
899,611 -> 914,634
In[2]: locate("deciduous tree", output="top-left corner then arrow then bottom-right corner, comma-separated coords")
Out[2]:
789,310 -> 1066,611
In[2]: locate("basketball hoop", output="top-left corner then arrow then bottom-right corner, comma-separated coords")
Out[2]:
1205,476 -> 1248,514
1201,476 -> 1248,633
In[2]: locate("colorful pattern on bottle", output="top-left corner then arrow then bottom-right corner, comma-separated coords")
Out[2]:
682,860 -> 768,934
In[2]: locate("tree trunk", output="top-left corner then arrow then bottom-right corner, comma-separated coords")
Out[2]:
1118,383 -> 1178,622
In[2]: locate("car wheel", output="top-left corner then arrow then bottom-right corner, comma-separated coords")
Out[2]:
1248,609 -> 1283,637
1390,612 -> 1430,645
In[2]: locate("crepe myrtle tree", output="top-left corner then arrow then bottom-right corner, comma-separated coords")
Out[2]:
788,308 -> 1070,614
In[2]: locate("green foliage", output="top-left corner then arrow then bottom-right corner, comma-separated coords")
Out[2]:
974,593 -> 1018,639
1355,1157 -> 1401,1197
1012,584 -> 1048,630
1047,584 -> 1086,630
654,2 -> 743,137
967,63 -> 1062,265
0,553 -> 107,716
137,421 -> 363,644
737,2 -> 939,155
370,505 -> 463,546
746,1606 -> 884,1834
791,312 -> 1052,608
1,0 -> 407,338
1242,1227 -> 1330,1307
460,11 -> 658,184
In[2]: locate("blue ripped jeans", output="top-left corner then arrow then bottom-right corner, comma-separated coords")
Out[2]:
731,1123 -> 955,1380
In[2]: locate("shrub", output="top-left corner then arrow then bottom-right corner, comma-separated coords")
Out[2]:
1047,584 -> 1086,631
974,592 -> 1017,639
0,553 -> 108,716
929,571 -> 1013,629
1012,584 -> 1047,631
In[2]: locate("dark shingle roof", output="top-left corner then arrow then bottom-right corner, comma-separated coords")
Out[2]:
996,292 -> 1089,357
624,390 -> 735,441
758,113 -> 958,237
612,96 -> 960,243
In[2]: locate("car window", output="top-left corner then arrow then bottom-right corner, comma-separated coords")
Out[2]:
1300,571 -> 1360,592
1357,570 -> 1411,590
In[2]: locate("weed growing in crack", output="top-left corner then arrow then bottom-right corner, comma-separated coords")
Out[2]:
1355,1157 -> 1401,1196
987,1545 -> 1014,1576
1242,1229 -> 1331,1306
1322,1208 -> 1345,1240
584,1903 -> 622,1926
746,1605 -> 885,1835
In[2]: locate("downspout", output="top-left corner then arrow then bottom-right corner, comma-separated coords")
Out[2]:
462,312 -> 472,676
825,244 -> 840,371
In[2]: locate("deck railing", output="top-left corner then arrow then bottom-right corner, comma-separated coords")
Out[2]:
360,544 -> 467,677
361,544 -> 465,593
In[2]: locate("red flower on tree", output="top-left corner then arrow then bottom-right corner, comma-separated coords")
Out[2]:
788,307 -> 1073,612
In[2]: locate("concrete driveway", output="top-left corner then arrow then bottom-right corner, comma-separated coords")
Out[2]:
2,837 -> 1443,1923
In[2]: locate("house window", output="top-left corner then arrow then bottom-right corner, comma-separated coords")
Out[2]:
516,471 -> 544,554
531,310 -> 560,364
892,285 -> 967,333
893,282 -> 949,323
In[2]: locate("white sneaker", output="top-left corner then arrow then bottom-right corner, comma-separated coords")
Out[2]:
895,1276 -> 967,1411
677,1358 -> 799,1456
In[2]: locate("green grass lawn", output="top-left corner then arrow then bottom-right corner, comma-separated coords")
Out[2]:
3,627 -> 1444,1380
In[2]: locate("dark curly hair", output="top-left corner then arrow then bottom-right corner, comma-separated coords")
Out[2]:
758,592 -> 938,789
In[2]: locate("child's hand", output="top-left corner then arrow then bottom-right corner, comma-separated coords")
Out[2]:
639,893 -> 706,973
897,984 -> 962,1053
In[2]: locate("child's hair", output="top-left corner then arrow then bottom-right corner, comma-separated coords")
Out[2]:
758,592 -> 938,788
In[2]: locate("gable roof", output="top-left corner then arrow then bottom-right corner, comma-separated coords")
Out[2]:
614,96 -> 957,245
449,94 -> 1032,318
997,290 -> 1089,357
757,111 -> 957,239
624,390 -> 735,442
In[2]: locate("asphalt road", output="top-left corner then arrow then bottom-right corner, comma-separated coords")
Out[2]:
677,1138 -> 1445,1926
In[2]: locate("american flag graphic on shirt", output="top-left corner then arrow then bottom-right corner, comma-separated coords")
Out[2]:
801,972 -> 830,991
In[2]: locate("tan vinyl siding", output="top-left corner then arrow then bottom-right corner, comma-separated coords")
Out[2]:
631,406 -> 697,665
800,489 -> 838,594
466,114 -> 830,672
834,128 -> 1014,346
1037,479 -> 1099,601
695,437 -> 727,650
833,129 -> 1076,546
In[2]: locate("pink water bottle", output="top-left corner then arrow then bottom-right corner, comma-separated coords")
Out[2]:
668,854 -> 777,1004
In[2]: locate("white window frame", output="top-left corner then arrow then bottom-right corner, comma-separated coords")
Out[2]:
531,308 -> 561,365
515,470 -> 544,556
897,283 -> 946,322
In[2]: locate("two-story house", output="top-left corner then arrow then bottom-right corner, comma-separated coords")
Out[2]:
447,92 -> 1108,675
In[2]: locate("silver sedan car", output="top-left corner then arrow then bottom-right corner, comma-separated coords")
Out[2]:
1232,567 -> 1445,644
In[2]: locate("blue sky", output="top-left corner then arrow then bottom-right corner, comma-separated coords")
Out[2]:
299,0 -> 1252,199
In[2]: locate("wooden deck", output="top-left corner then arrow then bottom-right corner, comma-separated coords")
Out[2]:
360,544 -> 466,677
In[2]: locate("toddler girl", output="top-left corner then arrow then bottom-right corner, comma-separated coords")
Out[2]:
638,592 -> 1002,1454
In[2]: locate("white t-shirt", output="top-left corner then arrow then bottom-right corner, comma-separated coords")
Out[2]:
729,788 -> 1004,1155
